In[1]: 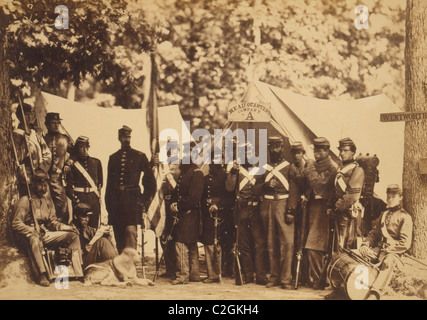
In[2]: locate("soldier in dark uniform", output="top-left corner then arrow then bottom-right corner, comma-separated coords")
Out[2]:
287,142 -> 308,285
304,137 -> 338,287
260,136 -> 293,289
160,162 -> 180,279
334,137 -> 365,249
105,125 -> 156,254
170,142 -> 204,285
226,141 -> 268,285
360,184 -> 413,300
44,112 -> 73,222
201,148 -> 234,283
65,136 -> 103,229
13,102 -> 52,197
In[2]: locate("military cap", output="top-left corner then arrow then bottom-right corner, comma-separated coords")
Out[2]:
45,112 -> 62,123
268,136 -> 283,145
290,141 -> 305,152
313,137 -> 330,148
118,125 -> 132,137
32,170 -> 49,182
75,136 -> 90,147
74,203 -> 93,216
386,184 -> 402,195
338,137 -> 356,150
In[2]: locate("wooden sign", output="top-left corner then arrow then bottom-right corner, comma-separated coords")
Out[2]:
380,111 -> 427,122
228,102 -> 271,122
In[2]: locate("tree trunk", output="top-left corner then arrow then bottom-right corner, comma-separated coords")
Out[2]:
0,11 -> 17,246
403,0 -> 427,259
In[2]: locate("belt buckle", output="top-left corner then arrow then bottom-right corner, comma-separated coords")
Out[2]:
247,201 -> 253,206
84,187 -> 90,193
119,186 -> 125,191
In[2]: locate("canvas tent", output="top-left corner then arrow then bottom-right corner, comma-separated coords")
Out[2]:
231,80 -> 404,200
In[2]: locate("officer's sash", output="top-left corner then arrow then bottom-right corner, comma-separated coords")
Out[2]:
264,161 -> 289,190
74,161 -> 100,197
164,166 -> 177,189
380,210 -> 394,244
239,166 -> 262,191
335,162 -> 357,193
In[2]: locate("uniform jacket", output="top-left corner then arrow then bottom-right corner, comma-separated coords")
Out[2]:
171,163 -> 204,243
304,156 -> 338,203
288,159 -> 306,210
44,132 -> 73,176
225,165 -> 264,200
13,128 -> 52,183
66,156 -> 103,200
12,195 -> 65,237
364,206 -> 413,254
201,165 -> 234,245
105,147 -> 156,226
262,159 -> 290,196
334,160 -> 365,212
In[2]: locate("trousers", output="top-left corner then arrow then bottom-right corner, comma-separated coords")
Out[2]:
260,198 -> 294,285
204,244 -> 222,280
175,242 -> 200,283
113,224 -> 137,254
237,205 -> 267,282
83,237 -> 117,267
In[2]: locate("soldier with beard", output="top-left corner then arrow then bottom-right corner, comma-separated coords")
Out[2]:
170,142 -> 204,285
260,136 -> 293,289
226,141 -> 268,285
201,148 -> 234,283
303,137 -> 338,288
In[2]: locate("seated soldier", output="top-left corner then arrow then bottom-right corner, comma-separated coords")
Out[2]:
359,184 -> 413,300
12,171 -> 81,287
73,203 -> 117,267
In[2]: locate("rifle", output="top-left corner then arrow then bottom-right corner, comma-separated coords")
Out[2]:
211,206 -> 223,284
17,92 -> 35,176
294,196 -> 308,290
152,213 -> 180,282
314,209 -> 337,290
231,163 -> 244,286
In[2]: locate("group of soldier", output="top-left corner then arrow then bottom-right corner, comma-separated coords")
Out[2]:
10,100 -> 413,300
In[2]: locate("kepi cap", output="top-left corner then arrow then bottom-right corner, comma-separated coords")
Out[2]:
386,184 -> 402,195
45,112 -> 62,123
290,141 -> 305,152
118,125 -> 132,137
338,137 -> 356,150
32,170 -> 49,183
74,203 -> 93,216
268,136 -> 283,146
75,136 -> 90,147
313,137 -> 330,148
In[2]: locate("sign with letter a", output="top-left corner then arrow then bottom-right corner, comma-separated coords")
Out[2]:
228,102 -> 271,123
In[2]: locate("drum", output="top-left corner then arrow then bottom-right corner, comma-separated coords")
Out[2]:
327,252 -> 379,300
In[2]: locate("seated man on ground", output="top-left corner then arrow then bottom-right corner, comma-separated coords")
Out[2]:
73,202 -> 117,267
12,170 -> 82,287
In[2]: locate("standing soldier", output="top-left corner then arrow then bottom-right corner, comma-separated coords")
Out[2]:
287,142 -> 308,286
226,141 -> 268,285
44,112 -> 73,222
201,148 -> 234,283
334,138 -> 365,249
160,161 -> 181,279
105,125 -> 156,253
304,137 -> 338,288
65,136 -> 103,229
13,102 -> 51,197
260,136 -> 293,289
170,142 -> 204,285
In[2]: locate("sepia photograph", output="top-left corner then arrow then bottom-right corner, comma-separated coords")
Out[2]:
0,0 -> 426,304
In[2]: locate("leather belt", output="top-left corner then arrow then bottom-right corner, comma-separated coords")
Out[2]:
74,187 -> 97,193
239,199 -> 259,207
118,185 -> 139,191
264,194 -> 289,200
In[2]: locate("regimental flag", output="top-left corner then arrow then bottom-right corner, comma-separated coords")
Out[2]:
142,52 -> 165,237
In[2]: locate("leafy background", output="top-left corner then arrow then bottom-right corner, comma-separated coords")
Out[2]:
1,0 -> 405,131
